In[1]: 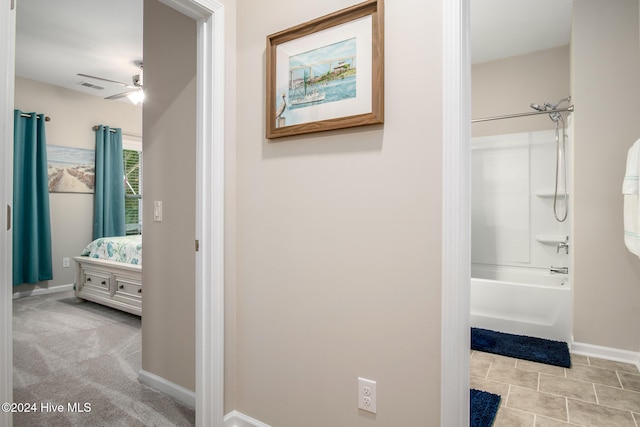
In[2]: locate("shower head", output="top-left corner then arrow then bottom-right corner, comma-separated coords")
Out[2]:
531,97 -> 572,113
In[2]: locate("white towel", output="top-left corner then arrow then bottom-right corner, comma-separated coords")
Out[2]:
624,139 -> 640,256
624,195 -> 640,256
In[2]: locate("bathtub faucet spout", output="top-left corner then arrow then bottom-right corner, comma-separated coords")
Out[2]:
550,266 -> 569,274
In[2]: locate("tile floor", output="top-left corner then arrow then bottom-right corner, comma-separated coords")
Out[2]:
471,350 -> 640,426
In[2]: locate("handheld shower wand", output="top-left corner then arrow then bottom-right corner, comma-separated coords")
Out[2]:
530,96 -> 571,222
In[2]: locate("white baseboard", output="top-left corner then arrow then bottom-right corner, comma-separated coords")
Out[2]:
138,369 -> 195,408
224,411 -> 271,427
12,283 -> 74,300
571,341 -> 640,371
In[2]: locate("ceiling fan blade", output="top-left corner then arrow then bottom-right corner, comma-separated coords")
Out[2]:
104,90 -> 138,100
77,73 -> 136,89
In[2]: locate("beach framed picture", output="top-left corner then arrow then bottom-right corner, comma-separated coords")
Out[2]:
266,0 -> 384,139
46,145 -> 95,193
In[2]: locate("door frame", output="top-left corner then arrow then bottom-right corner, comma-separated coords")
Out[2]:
441,0 -> 471,425
0,0 -> 227,426
0,2 -> 16,425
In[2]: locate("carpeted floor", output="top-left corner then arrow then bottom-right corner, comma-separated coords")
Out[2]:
12,290 -> 195,426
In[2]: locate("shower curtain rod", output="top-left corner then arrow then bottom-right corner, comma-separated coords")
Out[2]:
20,113 -> 50,121
471,105 -> 574,123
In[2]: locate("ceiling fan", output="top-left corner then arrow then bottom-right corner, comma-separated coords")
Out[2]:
77,62 -> 144,104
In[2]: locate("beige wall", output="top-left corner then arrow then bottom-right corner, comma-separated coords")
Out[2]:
235,0 -> 443,425
472,46 -> 570,137
13,77 -> 142,292
142,0 -> 197,391
571,0 -> 640,351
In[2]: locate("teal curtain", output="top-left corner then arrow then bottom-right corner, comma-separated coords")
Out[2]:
13,110 -> 53,286
93,125 -> 125,239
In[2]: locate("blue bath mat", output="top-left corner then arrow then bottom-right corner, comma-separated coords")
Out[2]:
471,327 -> 571,368
470,389 -> 501,427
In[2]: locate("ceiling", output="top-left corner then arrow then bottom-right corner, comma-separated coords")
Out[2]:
13,0 -> 571,98
471,0 -> 572,64
15,0 -> 143,101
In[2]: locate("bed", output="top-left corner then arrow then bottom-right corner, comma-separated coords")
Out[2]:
74,235 -> 142,316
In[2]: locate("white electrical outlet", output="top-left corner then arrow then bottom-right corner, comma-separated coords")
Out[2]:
62,257 -> 70,268
358,377 -> 377,413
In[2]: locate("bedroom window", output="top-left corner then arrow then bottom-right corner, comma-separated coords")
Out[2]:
124,148 -> 142,235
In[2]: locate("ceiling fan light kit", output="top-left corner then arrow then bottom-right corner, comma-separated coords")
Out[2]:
77,62 -> 143,104
126,90 -> 144,105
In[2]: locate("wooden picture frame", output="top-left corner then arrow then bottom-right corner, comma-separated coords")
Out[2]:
266,0 -> 384,139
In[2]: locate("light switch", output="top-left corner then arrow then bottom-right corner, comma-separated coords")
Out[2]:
154,201 -> 163,222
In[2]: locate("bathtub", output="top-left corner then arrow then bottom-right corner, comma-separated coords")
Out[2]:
470,265 -> 572,343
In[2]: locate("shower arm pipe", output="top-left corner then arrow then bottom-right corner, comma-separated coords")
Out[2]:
471,105 -> 574,123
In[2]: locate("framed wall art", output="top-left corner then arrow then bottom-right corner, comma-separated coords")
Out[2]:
266,0 -> 384,139
46,145 -> 95,193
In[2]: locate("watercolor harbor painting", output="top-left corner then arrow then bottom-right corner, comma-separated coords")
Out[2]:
46,145 -> 95,193
287,38 -> 357,110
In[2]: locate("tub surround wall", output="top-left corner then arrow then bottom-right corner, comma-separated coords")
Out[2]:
471,129 -> 570,272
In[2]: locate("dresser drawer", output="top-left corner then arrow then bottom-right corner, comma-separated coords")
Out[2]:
82,270 -> 111,292
115,280 -> 142,298
112,275 -> 142,311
